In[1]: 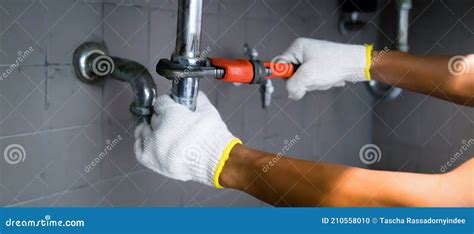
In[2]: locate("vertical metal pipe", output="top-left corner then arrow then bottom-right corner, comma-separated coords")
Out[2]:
397,0 -> 411,52
366,0 -> 410,100
171,0 -> 203,111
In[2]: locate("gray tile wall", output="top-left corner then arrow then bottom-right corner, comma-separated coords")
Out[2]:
1,0 -> 383,207
372,0 -> 474,173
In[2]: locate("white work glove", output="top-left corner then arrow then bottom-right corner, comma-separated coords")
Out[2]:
134,91 -> 241,188
281,38 -> 373,100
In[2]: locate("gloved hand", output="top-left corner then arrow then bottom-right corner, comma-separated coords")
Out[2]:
134,91 -> 242,188
281,38 -> 373,100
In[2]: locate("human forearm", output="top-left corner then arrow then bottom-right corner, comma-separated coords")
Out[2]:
371,51 -> 474,106
281,38 -> 474,104
220,144 -> 334,206
220,145 -> 444,207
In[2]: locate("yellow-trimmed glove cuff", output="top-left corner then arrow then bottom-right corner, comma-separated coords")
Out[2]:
213,138 -> 243,188
364,44 -> 374,81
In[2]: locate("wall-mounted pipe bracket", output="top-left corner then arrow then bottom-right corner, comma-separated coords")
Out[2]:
72,42 -> 157,124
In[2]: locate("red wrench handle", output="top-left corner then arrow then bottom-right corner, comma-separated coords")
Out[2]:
263,61 -> 297,79
210,58 -> 254,83
210,57 -> 298,84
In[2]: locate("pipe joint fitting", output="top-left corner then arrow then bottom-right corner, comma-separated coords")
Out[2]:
73,42 -> 157,124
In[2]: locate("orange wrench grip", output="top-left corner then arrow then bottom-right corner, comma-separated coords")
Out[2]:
263,61 -> 296,79
210,58 -> 254,83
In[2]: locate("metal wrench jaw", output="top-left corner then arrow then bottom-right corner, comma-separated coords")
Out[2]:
157,57 -> 292,85
156,58 -> 225,81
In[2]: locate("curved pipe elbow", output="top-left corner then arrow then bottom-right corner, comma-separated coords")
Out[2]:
72,43 -> 157,124
111,58 -> 157,124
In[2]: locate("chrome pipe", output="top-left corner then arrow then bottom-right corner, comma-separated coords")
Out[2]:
111,58 -> 157,124
72,42 -> 156,124
397,0 -> 411,52
367,0 -> 411,100
171,0 -> 203,111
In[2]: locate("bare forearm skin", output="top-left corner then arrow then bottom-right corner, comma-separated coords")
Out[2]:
371,51 -> 474,107
218,51 -> 474,206
220,145 -> 473,207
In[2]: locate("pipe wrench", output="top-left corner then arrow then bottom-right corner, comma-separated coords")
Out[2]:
156,57 -> 298,84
